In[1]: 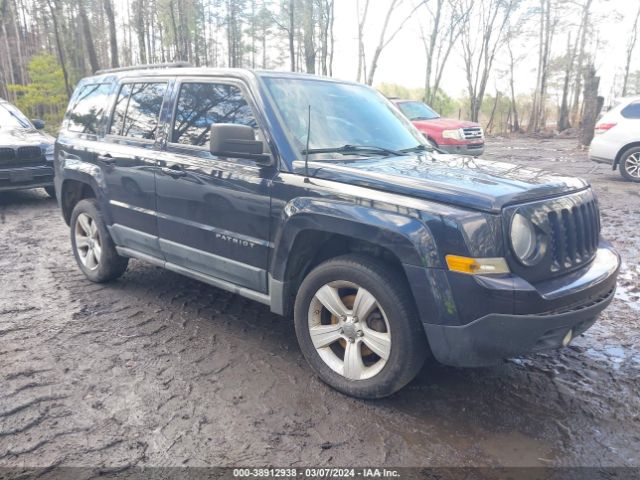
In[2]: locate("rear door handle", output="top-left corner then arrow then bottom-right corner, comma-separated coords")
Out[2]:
97,155 -> 116,165
160,166 -> 187,178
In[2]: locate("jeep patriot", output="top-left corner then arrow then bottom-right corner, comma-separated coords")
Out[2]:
54,65 -> 620,398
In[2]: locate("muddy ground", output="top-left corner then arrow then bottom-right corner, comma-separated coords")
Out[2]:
0,136 -> 638,470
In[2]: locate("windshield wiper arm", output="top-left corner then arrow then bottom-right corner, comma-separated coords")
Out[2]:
302,144 -> 405,157
400,143 -> 446,155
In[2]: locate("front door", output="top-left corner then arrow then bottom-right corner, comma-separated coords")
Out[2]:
155,80 -> 274,292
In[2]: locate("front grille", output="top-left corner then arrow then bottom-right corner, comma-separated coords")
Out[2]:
0,147 -> 15,162
547,199 -> 600,272
462,127 -> 483,140
17,146 -> 42,160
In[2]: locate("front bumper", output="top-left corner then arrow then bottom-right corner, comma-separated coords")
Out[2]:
418,243 -> 620,367
0,165 -> 54,192
438,143 -> 484,156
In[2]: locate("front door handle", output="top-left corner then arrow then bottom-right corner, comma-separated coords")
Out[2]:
160,166 -> 187,178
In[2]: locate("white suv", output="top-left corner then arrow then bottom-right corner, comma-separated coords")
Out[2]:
589,96 -> 640,182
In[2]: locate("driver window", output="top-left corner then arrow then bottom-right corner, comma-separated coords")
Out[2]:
171,82 -> 258,147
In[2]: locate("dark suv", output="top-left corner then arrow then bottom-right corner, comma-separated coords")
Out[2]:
1,98 -> 55,197
54,66 -> 620,399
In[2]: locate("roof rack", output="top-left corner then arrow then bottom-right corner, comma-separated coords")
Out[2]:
95,62 -> 192,75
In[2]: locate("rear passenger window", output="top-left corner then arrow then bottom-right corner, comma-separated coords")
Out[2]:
109,82 -> 167,139
66,84 -> 111,134
171,83 -> 257,146
621,102 -> 640,119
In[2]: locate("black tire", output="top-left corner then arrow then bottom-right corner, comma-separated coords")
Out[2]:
619,146 -> 640,183
44,186 -> 56,199
294,254 -> 428,399
70,198 -> 128,282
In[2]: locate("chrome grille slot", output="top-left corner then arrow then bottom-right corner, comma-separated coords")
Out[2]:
548,199 -> 599,272
462,127 -> 483,140
0,147 -> 16,163
17,146 -> 42,161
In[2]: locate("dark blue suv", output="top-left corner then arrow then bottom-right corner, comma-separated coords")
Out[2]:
54,65 -> 620,398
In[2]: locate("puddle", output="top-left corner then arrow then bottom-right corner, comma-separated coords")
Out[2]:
615,262 -> 640,312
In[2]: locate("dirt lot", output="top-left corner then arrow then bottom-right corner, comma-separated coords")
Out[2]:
0,136 -> 639,470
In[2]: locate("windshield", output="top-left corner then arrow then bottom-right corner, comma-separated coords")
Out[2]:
0,102 -> 31,129
397,101 -> 440,121
262,77 -> 428,159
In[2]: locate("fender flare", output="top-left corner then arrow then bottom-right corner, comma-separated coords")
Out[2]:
270,197 -> 441,282
59,159 -> 110,224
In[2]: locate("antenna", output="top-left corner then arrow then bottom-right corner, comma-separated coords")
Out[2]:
304,105 -> 311,183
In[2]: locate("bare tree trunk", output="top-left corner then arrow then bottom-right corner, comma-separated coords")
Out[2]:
580,64 -> 600,147
356,0 -> 370,83
45,0 -> 71,98
507,37 -> 520,132
622,3 -> 640,96
103,0 -> 119,67
367,0 -> 425,86
558,32 -> 574,131
288,0 -> 295,71
303,0 -> 315,73
570,0 -> 592,127
134,0 -> 147,64
78,0 -> 100,72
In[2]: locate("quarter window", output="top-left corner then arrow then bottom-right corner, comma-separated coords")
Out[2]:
621,102 -> 640,119
172,82 -> 257,146
66,83 -> 111,134
109,82 -> 167,139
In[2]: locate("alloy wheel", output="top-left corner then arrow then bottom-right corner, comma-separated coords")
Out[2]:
624,152 -> 640,178
75,213 -> 102,271
307,281 -> 391,380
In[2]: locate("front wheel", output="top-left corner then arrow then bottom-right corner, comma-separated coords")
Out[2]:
294,254 -> 428,399
70,199 -> 129,282
619,146 -> 640,183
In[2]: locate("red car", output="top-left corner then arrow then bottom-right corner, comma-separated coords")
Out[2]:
392,99 -> 485,156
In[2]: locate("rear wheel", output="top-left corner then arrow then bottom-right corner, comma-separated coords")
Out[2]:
619,147 -> 640,183
70,199 -> 128,282
294,254 -> 428,399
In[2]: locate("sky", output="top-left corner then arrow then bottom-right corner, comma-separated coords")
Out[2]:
328,0 -> 640,105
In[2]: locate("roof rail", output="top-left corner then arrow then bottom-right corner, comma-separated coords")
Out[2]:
95,62 -> 192,75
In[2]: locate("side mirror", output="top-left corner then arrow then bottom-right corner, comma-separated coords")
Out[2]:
210,123 -> 271,164
32,119 -> 45,130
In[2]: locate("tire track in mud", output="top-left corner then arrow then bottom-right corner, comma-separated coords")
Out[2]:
0,140 -> 639,470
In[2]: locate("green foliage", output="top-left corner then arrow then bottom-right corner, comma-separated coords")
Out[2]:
376,83 -> 461,117
8,53 -> 68,134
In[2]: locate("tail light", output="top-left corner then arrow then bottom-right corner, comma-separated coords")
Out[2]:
595,123 -> 616,134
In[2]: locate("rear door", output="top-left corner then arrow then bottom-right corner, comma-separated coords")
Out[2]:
100,79 -> 170,258
154,78 -> 274,293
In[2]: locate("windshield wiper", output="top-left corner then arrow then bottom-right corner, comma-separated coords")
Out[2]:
302,144 -> 405,157
400,144 -> 445,155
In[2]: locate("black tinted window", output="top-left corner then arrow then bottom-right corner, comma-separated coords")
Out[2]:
66,84 -> 111,134
621,102 -> 640,119
109,82 -> 167,139
172,83 -> 257,146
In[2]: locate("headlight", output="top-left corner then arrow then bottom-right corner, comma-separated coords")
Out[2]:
442,128 -> 464,140
510,213 -> 537,264
45,144 -> 54,162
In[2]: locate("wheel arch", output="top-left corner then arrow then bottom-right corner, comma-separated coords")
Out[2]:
614,141 -> 640,170
268,198 -> 441,316
60,176 -> 100,225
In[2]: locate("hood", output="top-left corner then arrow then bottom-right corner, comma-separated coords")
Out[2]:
412,117 -> 480,130
303,154 -> 589,213
0,127 -> 54,148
